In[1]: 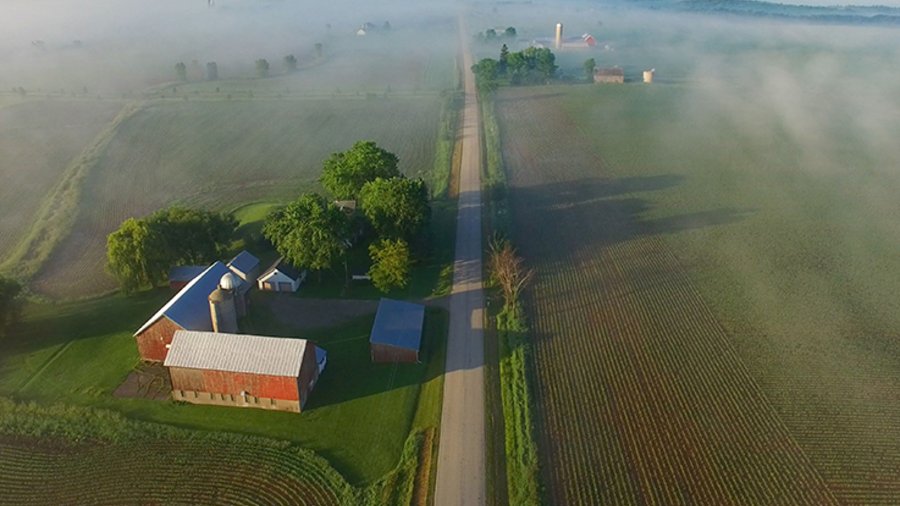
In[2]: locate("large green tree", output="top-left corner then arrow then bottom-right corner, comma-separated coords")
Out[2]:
320,141 -> 400,200
471,58 -> 499,92
368,238 -> 411,292
107,218 -> 159,293
106,207 -> 237,293
263,193 -> 350,275
0,276 -> 22,337
359,177 -> 430,240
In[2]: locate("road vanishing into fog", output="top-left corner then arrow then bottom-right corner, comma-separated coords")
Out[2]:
433,14 -> 487,506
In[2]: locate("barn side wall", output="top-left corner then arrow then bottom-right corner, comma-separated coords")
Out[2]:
297,346 -> 321,408
135,317 -> 183,362
371,343 -> 418,364
169,367 -> 302,412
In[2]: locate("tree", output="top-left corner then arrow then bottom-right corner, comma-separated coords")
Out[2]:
504,26 -> 517,38
485,28 -> 497,40
507,47 -> 556,85
0,276 -> 22,337
206,61 -> 218,81
106,208 -> 237,293
284,54 -> 298,72
314,42 -> 323,58
175,62 -> 187,82
583,58 -> 596,82
499,44 -> 510,75
359,177 -> 430,240
471,58 -> 499,92
263,193 -> 350,276
488,238 -> 534,311
368,238 -> 410,292
107,218 -> 158,293
255,58 -> 269,78
320,141 -> 400,200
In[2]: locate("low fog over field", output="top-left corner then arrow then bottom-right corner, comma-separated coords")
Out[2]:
0,0 -> 457,94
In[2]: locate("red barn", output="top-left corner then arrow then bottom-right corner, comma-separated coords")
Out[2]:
164,330 -> 327,413
134,262 -> 233,362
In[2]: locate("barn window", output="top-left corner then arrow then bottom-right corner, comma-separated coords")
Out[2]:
270,398 -> 276,406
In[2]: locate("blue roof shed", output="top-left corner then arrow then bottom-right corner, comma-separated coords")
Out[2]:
369,299 -> 425,363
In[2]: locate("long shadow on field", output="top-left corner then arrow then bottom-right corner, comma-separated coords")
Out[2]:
509,175 -> 754,251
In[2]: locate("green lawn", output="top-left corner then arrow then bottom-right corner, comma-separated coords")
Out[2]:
1,293 -> 447,484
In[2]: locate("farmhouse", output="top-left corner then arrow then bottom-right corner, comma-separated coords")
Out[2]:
594,67 -> 624,84
258,257 -> 306,293
165,330 -> 326,413
370,298 -> 425,363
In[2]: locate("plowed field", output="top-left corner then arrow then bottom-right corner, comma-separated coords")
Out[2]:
496,85 -> 900,505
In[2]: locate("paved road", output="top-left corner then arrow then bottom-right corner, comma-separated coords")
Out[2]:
433,15 -> 487,506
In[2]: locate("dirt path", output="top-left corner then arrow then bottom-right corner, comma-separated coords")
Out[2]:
433,14 -> 486,506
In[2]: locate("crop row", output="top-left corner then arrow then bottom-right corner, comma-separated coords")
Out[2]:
495,91 -> 843,505
0,438 -> 346,505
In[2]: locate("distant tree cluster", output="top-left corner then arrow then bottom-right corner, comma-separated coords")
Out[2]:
107,207 -> 237,293
263,141 -> 430,292
477,26 -> 517,42
472,44 -> 557,91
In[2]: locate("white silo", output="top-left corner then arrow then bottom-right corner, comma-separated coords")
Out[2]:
209,273 -> 238,334
555,23 -> 563,50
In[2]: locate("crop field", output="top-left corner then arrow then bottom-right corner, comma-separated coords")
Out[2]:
0,99 -> 123,261
0,436 -> 349,505
30,97 -> 442,298
495,84 -> 900,504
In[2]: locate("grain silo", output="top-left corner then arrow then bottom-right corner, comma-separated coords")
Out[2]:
209,273 -> 238,334
555,23 -> 563,49
643,68 -> 655,84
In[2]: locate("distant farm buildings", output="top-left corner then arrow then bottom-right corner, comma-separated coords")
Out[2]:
165,330 -> 325,413
643,68 -> 655,83
531,23 -> 597,50
594,67 -> 624,84
370,298 -> 425,363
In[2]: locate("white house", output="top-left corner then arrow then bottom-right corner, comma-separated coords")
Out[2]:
258,257 -> 307,293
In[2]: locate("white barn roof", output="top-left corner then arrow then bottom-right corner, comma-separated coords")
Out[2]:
164,330 -> 309,377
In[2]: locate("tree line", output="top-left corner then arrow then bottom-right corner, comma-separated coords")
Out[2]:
471,44 -> 557,92
173,42 -> 324,82
106,141 -> 430,295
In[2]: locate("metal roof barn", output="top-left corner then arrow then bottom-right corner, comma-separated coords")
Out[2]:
165,330 -> 324,413
369,298 -> 425,363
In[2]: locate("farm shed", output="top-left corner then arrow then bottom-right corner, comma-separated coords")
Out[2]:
258,257 -> 306,293
369,298 -> 425,363
168,265 -> 206,291
164,330 -> 325,413
134,262 -> 233,362
594,67 -> 625,84
227,250 -> 260,284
